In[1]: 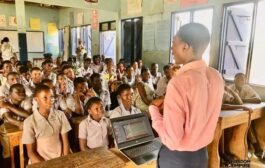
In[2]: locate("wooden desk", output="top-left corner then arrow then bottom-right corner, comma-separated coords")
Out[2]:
27,148 -> 156,168
70,116 -> 87,151
4,123 -> 24,168
28,148 -> 124,168
208,103 -> 265,168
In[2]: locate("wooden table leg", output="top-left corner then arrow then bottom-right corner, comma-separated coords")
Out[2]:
8,134 -> 15,168
253,117 -> 265,149
228,123 -> 249,160
19,137 -> 24,168
208,122 -> 222,168
8,133 -> 24,168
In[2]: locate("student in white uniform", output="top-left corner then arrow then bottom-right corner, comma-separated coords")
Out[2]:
110,83 -> 141,118
79,97 -> 112,150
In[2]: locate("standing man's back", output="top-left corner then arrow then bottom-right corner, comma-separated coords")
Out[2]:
149,23 -> 224,168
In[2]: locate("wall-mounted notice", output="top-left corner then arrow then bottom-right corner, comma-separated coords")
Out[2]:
127,0 -> 142,15
164,0 -> 176,3
143,23 -> 155,51
0,15 -> 7,27
30,18 -> 40,30
47,23 -> 58,36
9,16 -> 17,27
91,10 -> 98,30
180,0 -> 208,8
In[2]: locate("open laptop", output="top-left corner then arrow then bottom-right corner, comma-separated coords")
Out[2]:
110,113 -> 161,165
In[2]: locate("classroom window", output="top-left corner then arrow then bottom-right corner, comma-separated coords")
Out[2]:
170,8 -> 213,64
71,25 -> 92,57
219,3 -> 254,80
100,21 -> 116,64
249,1 -> 265,85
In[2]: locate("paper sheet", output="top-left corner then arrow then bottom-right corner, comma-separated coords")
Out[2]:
30,18 -> 40,30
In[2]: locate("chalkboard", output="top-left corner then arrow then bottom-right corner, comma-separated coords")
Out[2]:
0,30 -> 44,53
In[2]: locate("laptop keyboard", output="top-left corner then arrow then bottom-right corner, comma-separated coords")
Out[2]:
123,139 -> 161,158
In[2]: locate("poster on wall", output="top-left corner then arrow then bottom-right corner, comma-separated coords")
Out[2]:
91,10 -> 98,30
47,23 -> 58,36
9,16 -> 17,27
30,18 -> 41,30
164,0 -> 176,3
180,0 -> 208,8
127,0 -> 142,15
0,15 -> 7,27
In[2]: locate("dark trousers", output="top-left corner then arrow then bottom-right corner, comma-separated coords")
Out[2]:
157,145 -> 208,168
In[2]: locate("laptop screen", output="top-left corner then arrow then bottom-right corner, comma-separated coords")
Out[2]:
111,113 -> 155,149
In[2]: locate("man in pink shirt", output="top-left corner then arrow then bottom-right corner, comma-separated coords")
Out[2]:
149,23 -> 224,167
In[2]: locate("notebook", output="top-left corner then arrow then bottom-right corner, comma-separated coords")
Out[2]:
110,113 -> 161,165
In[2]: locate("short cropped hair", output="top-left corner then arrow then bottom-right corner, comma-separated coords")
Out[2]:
90,73 -> 100,82
116,83 -> 132,95
235,73 -> 245,79
177,23 -> 210,56
31,67 -> 41,73
33,84 -> 51,97
10,83 -> 24,93
7,72 -> 18,78
73,77 -> 86,88
85,97 -> 102,111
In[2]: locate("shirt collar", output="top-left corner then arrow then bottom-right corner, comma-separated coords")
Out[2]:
176,60 -> 207,76
86,115 -> 107,123
33,106 -> 56,121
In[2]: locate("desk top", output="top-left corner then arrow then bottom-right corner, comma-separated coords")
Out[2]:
3,123 -> 22,136
28,148 -> 125,168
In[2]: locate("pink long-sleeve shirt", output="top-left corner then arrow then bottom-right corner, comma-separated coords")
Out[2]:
149,60 -> 224,151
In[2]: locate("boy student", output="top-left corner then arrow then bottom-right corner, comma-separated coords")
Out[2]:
110,84 -> 141,118
28,67 -> 42,91
150,63 -> 162,89
90,73 -> 111,113
149,23 -> 224,168
42,60 -> 57,86
0,84 -> 31,158
155,64 -> 174,97
66,77 -> 94,116
62,65 -> 75,94
77,57 -> 93,79
79,97 -> 112,150
22,85 -> 71,164
229,73 -> 261,104
91,55 -> 104,73
0,60 -> 12,86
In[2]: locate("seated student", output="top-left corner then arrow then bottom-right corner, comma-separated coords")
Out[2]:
79,97 -> 112,150
116,62 -> 125,81
77,58 -> 93,79
0,72 -> 32,98
134,67 -> 155,116
22,85 -> 71,164
19,66 -> 31,86
123,65 -> 135,86
155,64 -> 174,97
28,67 -> 42,91
102,58 -> 117,90
62,65 -> 75,94
110,84 -> 141,118
150,63 -> 162,89
109,81 -> 123,110
90,73 -> 111,113
55,73 -> 73,96
229,73 -> 261,103
132,60 -> 140,76
91,55 -> 104,73
14,61 -> 22,73
42,60 -> 57,86
0,60 -> 12,86
0,84 -> 32,159
65,77 -> 93,116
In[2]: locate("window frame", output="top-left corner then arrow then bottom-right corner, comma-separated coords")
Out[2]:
169,6 -> 214,64
218,0 -> 259,84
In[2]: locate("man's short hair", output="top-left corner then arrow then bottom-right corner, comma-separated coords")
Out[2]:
73,77 -> 86,88
235,73 -> 245,79
85,97 -> 102,111
62,65 -> 73,73
7,72 -> 19,79
2,60 -> 11,67
90,73 -> 100,82
10,83 -> 24,93
163,64 -> 172,72
177,23 -> 210,56
33,84 -> 51,97
19,66 -> 29,74
31,67 -> 41,73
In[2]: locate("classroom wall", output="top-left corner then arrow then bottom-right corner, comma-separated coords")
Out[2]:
0,2 -> 59,61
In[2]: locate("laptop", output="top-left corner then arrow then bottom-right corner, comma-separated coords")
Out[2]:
110,113 -> 161,165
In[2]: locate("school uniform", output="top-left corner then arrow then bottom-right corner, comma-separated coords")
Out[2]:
22,107 -> 71,162
0,74 -> 7,86
78,115 -> 111,149
155,76 -> 169,97
65,94 -> 88,115
76,66 -> 93,78
0,83 -> 33,98
229,84 -> 260,99
42,72 -> 57,86
151,72 -> 162,88
91,63 -> 104,74
91,88 -> 111,111
110,102 -> 141,118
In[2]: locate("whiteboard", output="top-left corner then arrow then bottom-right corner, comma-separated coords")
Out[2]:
0,30 -> 19,52
26,31 -> 44,52
0,30 -> 45,53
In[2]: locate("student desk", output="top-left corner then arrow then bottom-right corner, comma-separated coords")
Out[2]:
70,116 -> 87,151
208,103 -> 265,168
4,123 -> 24,168
27,148 -> 156,168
